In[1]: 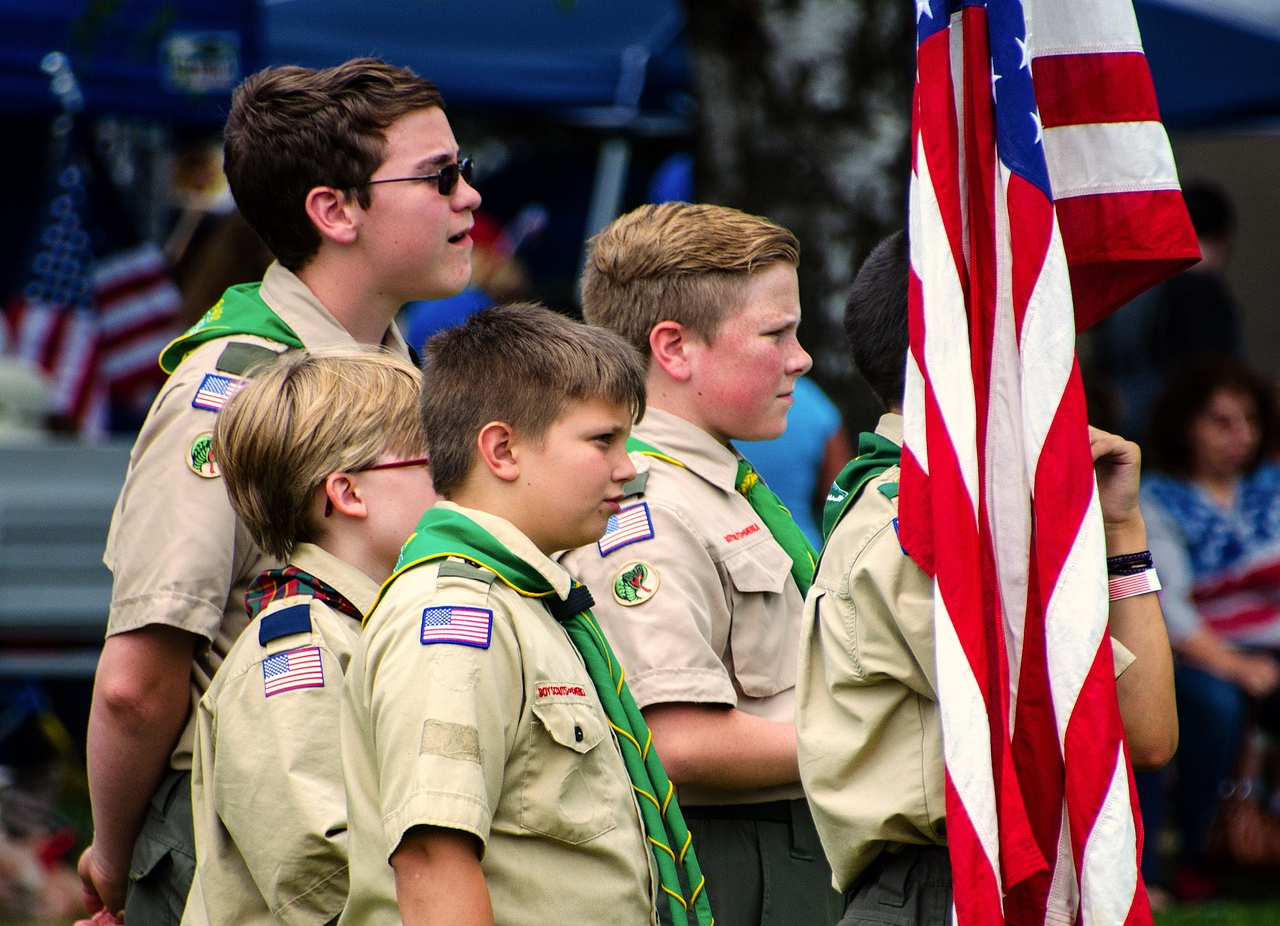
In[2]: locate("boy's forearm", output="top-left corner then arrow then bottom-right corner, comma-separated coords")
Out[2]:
642,702 -> 800,791
86,627 -> 196,883
393,827 -> 493,926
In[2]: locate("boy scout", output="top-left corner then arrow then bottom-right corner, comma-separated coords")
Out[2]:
794,231 -> 1178,925
80,59 -> 480,924
180,350 -> 434,926
340,303 -> 716,926
560,202 -> 841,926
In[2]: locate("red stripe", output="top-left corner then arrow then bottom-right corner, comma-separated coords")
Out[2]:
95,264 -> 171,307
1034,52 -> 1163,128
944,773 -> 1006,926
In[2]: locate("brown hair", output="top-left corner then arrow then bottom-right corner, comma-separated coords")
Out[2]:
420,303 -> 646,496
224,58 -> 445,270
215,348 -> 426,560
580,202 -> 799,358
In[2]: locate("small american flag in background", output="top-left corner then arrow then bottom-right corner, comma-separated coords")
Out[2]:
901,1 -> 1197,925
192,373 -> 245,412
421,605 -> 492,648
598,502 -> 654,556
262,646 -> 325,697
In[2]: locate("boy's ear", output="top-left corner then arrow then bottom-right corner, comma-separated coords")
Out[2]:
323,472 -> 368,519
649,320 -> 696,382
476,421 -> 520,482
304,186 -> 361,246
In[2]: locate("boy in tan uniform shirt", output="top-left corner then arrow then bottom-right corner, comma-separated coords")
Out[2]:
795,231 -> 1179,925
80,59 -> 480,924
340,305 -> 713,926
560,202 -> 841,926
179,350 -> 434,926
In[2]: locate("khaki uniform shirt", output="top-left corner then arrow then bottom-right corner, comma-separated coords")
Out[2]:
559,408 -> 805,806
183,544 -> 376,926
103,261 -> 407,769
339,503 -> 656,926
795,414 -> 1137,891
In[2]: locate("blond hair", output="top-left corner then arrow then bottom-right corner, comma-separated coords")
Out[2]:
580,201 -> 800,357
420,303 -> 646,496
214,348 -> 426,560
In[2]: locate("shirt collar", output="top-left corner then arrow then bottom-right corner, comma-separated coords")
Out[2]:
258,262 -> 410,358
633,407 -> 742,493
876,412 -> 904,446
434,501 -> 573,598
289,542 -> 382,617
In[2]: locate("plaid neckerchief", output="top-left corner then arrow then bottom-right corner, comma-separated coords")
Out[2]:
244,565 -> 363,622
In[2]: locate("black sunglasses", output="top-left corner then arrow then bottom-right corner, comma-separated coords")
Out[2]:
363,158 -> 474,196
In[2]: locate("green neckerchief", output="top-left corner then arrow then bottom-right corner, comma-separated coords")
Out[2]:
820,431 -> 902,543
626,436 -> 816,595
159,282 -> 304,374
389,507 -> 715,926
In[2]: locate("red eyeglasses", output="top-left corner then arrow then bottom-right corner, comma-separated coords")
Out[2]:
323,457 -> 430,517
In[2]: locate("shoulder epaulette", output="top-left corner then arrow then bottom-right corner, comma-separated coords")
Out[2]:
259,602 -> 312,645
620,471 -> 649,497
217,342 -> 281,377
879,482 -> 899,500
437,560 -> 498,586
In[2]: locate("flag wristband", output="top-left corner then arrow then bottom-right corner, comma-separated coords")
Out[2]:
1109,568 -> 1161,601
1106,550 -> 1154,575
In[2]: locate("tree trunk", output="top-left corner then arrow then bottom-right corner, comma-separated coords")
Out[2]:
685,0 -> 914,430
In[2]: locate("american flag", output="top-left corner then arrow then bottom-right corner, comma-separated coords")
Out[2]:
262,646 -> 325,697
598,502 -> 655,556
420,605 -> 493,649
900,2 -> 1197,925
192,373 -> 246,412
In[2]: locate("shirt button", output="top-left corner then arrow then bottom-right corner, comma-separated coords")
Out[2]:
574,725 -> 584,742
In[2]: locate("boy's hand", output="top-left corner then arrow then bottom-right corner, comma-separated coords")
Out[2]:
1089,427 -> 1145,545
77,844 -> 126,921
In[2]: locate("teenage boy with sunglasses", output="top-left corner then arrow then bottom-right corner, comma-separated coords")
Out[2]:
78,58 -> 480,926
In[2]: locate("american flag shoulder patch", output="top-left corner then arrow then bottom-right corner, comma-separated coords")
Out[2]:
597,502 -> 654,556
192,373 -> 245,412
262,646 -> 325,697
421,604 -> 492,649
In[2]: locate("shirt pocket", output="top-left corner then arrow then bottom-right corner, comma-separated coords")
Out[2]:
723,540 -> 798,698
521,698 -> 620,845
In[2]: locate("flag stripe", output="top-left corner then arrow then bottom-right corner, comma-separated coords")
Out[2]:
1034,52 -> 1161,128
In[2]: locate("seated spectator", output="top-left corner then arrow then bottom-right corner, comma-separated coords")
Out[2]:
1138,358 -> 1280,900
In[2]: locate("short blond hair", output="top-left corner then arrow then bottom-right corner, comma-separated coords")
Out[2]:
214,349 -> 426,560
420,303 -> 646,497
580,201 -> 800,357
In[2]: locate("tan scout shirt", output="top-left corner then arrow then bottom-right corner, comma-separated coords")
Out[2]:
339,503 -> 656,926
183,544 -> 375,926
795,414 -> 1137,892
559,408 -> 805,806
103,262 -> 408,769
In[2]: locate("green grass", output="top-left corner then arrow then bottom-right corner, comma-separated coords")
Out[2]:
1156,901 -> 1280,926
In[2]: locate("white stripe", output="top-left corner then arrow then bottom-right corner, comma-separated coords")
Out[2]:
92,242 -> 166,287
1043,122 -> 1180,200
101,334 -> 171,379
1024,0 -> 1142,56
1044,489 -> 1109,749
1079,750 -> 1139,926
1017,211 -> 1074,465
1045,804 -> 1081,926
987,166 -> 1031,722
912,140 -> 981,516
934,588 -> 1004,894
99,282 -> 182,331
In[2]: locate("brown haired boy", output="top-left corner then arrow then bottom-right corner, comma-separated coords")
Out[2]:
183,349 -> 434,926
562,201 -> 842,926
339,303 -> 713,926
80,58 -> 480,925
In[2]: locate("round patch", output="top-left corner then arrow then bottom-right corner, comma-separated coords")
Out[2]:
612,561 -> 659,607
187,431 -> 220,478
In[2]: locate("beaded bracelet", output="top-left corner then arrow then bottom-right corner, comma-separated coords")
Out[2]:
1109,567 -> 1161,601
1106,550 -> 1154,575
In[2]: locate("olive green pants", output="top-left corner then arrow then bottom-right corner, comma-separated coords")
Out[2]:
840,844 -> 952,926
125,768 -> 195,926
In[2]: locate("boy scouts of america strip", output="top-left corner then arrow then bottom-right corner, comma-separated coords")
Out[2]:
421,605 -> 492,649
598,502 -> 654,556
262,646 -> 324,697
192,373 -> 245,412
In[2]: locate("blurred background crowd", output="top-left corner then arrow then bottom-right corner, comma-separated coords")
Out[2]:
1,0 -> 1280,920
